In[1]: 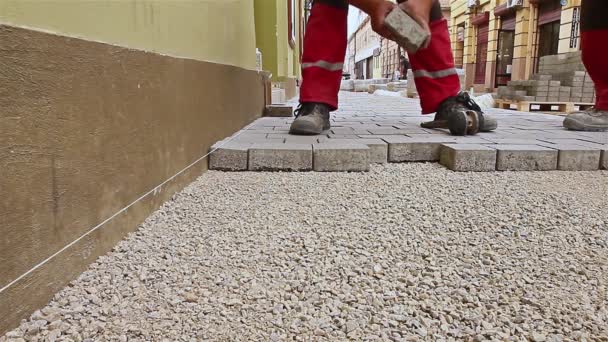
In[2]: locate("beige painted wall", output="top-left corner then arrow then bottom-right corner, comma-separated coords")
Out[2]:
0,0 -> 257,69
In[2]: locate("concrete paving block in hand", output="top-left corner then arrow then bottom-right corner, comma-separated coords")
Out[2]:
264,105 -> 293,117
492,145 -> 558,171
384,7 -> 429,53
440,144 -> 497,172
313,143 -> 370,172
546,145 -> 601,171
249,143 -> 313,171
209,141 -> 250,171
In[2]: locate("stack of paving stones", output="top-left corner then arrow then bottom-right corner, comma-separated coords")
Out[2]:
353,78 -> 390,92
367,83 -> 390,93
497,52 -> 596,103
406,70 -> 418,98
210,92 -> 607,172
387,81 -> 408,92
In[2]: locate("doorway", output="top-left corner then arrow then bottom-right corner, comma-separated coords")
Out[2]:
536,0 -> 561,69
366,57 -> 374,79
475,23 -> 489,84
537,21 -> 560,59
495,30 -> 515,87
495,14 -> 516,87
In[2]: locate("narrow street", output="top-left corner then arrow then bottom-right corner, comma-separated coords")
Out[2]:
3,94 -> 607,341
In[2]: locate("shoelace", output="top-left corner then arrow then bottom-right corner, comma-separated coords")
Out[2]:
457,92 -> 482,112
582,107 -> 607,117
293,103 -> 314,118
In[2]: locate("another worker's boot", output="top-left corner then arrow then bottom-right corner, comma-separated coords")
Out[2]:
289,102 -> 331,135
563,108 -> 608,131
421,92 -> 497,135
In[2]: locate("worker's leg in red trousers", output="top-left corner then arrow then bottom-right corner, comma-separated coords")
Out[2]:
580,0 -> 608,110
299,0 -> 348,110
563,0 -> 608,131
405,0 -> 460,114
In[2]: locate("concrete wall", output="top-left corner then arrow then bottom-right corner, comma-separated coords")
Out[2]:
0,1 -> 265,334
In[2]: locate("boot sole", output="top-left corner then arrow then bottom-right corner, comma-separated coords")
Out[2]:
563,121 -> 608,132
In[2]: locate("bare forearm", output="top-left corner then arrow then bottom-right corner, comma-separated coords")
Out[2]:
349,0 -> 385,15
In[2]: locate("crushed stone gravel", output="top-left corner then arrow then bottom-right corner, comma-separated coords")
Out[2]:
3,163 -> 607,341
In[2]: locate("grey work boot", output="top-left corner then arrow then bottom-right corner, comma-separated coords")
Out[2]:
563,108 -> 608,131
421,92 -> 497,135
289,102 -> 331,135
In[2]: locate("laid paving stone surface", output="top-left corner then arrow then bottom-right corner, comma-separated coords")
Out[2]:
210,92 -> 607,172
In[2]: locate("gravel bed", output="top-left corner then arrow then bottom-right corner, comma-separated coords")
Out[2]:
3,163 -> 607,341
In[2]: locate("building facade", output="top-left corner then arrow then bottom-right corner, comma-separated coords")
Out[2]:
451,0 -> 582,92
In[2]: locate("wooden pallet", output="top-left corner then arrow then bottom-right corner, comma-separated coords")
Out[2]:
495,99 -> 594,113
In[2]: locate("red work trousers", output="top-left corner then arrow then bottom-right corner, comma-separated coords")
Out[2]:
299,0 -> 460,114
581,0 -> 608,110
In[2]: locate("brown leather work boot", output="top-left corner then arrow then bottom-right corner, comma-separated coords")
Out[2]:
421,92 -> 497,135
289,102 -> 331,135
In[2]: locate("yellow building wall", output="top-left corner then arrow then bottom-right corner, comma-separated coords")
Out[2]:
254,0 -> 302,82
275,0 -> 302,81
558,0 -> 582,54
0,0 -> 257,69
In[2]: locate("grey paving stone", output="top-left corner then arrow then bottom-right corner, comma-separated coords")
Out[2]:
209,141 -> 250,171
601,149 -> 608,170
313,143 -> 370,172
545,145 -> 601,171
231,135 -> 285,143
264,105 -> 293,117
319,138 -> 388,164
384,136 -> 454,162
538,138 -> 606,148
284,136 -> 325,144
484,138 -> 546,145
440,144 -> 497,172
492,145 -> 558,171
249,143 -> 312,171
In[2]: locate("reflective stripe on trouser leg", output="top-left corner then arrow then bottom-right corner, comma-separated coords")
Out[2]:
409,18 -> 461,114
299,2 -> 348,110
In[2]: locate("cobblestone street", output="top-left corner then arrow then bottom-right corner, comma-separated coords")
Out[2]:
211,92 -> 607,172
